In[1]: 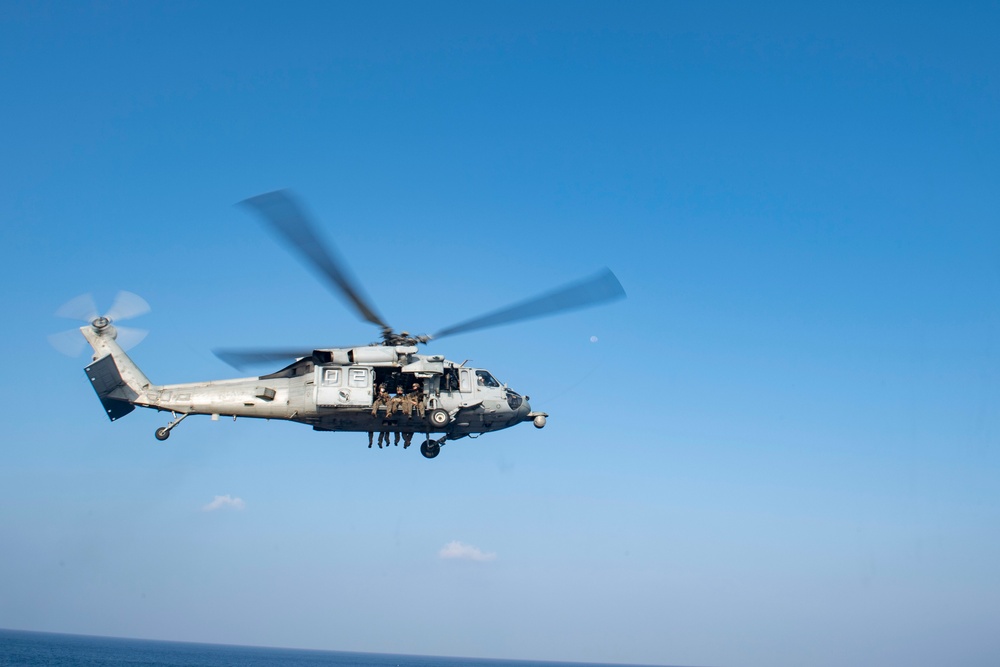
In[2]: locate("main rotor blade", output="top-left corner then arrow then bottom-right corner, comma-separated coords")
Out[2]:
432,268 -> 626,340
214,348 -> 315,371
240,190 -> 388,330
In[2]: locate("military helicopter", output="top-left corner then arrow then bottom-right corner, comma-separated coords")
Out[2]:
55,191 -> 626,459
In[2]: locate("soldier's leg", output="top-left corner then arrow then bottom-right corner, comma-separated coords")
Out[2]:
368,431 -> 373,447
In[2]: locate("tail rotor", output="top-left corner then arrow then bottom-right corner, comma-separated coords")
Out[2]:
49,291 -> 151,356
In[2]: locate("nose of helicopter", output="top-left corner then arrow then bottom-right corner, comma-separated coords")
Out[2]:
516,396 -> 547,429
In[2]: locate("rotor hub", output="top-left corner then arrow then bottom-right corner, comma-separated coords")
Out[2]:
91,316 -> 110,330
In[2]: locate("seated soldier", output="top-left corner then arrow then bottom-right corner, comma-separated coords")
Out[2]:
371,384 -> 390,416
405,381 -> 425,418
386,385 -> 405,416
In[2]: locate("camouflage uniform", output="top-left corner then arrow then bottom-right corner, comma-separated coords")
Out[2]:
385,386 -> 406,445
405,382 -> 425,418
386,386 -> 405,417
371,385 -> 390,417
370,385 -> 391,449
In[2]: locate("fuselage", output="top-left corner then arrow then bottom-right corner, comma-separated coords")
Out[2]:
82,325 -> 543,443
146,354 -> 534,438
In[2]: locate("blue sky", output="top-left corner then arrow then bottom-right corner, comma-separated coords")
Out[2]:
2,2 -> 999,666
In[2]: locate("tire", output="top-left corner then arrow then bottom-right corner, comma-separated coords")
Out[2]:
420,440 -> 440,459
154,427 -> 170,441
428,408 -> 450,428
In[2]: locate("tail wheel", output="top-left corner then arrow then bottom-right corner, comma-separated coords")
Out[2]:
428,408 -> 450,427
154,427 -> 170,441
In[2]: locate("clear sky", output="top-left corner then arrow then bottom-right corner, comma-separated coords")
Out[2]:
2,3 -> 999,666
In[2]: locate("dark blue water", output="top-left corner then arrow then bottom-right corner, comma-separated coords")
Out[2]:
0,630 -> 669,667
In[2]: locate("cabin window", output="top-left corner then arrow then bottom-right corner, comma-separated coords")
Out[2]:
323,368 -> 341,386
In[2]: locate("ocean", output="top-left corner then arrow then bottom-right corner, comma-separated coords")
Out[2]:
0,630 -> 666,667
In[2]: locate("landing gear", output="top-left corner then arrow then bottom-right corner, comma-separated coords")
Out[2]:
420,437 -> 444,459
154,412 -> 188,442
428,408 -> 450,428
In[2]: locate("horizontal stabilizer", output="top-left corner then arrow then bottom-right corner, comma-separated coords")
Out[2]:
85,354 -> 138,421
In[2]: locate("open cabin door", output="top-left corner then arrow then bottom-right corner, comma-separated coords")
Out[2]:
316,366 -> 374,408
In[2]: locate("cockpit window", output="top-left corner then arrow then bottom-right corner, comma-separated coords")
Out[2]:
505,388 -> 523,410
475,371 -> 500,388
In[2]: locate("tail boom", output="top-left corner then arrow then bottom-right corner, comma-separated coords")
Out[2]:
81,324 -> 157,421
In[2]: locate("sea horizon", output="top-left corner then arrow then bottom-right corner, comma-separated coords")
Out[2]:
0,628 -> 685,667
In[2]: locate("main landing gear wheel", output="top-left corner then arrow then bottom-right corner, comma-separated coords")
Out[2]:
428,408 -> 450,428
420,439 -> 441,459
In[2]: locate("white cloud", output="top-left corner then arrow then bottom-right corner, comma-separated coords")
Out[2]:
201,494 -> 246,512
438,540 -> 497,562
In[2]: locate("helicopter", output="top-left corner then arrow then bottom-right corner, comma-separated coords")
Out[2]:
57,190 -> 626,459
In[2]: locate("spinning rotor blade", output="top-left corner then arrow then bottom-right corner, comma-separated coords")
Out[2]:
115,326 -> 149,351
432,268 -> 626,340
240,190 -> 389,330
214,348 -> 315,371
105,291 -> 150,322
48,329 -> 89,357
55,293 -> 99,322
49,292 -> 151,356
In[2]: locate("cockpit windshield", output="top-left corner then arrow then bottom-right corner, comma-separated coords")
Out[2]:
475,370 -> 501,388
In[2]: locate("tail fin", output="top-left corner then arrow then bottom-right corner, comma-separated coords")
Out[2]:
81,324 -> 155,421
